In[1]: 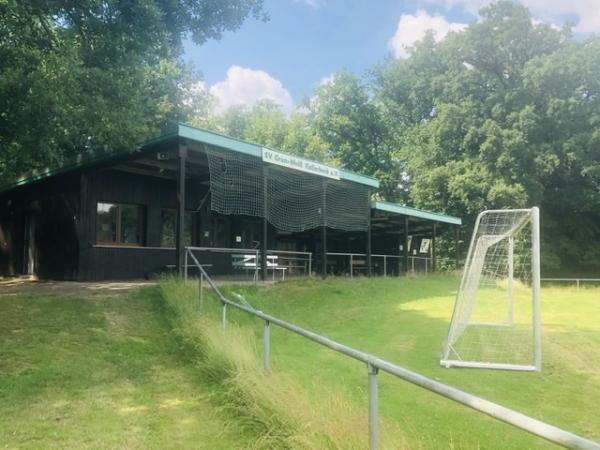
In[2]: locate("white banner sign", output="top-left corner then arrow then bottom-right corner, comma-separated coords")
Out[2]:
262,148 -> 340,180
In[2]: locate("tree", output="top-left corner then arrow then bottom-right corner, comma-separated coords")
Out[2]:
373,1 -> 599,274
194,100 -> 332,163
0,0 -> 266,180
307,71 -> 398,199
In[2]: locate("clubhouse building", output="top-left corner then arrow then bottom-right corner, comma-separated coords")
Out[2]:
0,124 -> 461,281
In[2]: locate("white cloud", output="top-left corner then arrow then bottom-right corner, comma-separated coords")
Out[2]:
426,0 -> 600,33
293,0 -> 325,8
210,66 -> 294,113
318,74 -> 335,86
388,10 -> 467,58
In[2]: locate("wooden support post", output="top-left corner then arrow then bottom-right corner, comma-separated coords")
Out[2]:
367,193 -> 372,277
455,225 -> 460,270
432,222 -> 437,273
403,216 -> 409,276
176,142 -> 187,277
321,226 -> 327,279
77,173 -> 89,281
321,180 -> 327,279
261,167 -> 268,281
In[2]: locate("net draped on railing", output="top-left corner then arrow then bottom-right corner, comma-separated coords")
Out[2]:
206,147 -> 370,232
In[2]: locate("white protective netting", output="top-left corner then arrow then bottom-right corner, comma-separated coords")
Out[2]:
206,148 -> 370,232
441,208 -> 540,370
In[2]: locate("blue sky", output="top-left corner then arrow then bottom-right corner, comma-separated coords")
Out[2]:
183,0 -> 600,112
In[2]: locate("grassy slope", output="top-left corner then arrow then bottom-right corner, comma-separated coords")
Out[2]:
213,275 -> 600,449
0,288 -> 249,449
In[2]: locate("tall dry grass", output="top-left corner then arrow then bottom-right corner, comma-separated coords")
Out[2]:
159,277 -> 408,449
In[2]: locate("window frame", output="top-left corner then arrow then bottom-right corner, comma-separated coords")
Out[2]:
96,202 -> 145,247
159,208 -> 193,248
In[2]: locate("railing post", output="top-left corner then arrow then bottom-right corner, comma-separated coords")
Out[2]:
221,302 -> 227,330
184,249 -> 189,280
308,253 -> 312,277
350,254 -> 353,278
383,256 -> 387,278
255,249 -> 259,283
577,279 -> 580,289
199,273 -> 204,307
264,320 -> 271,370
368,362 -> 379,450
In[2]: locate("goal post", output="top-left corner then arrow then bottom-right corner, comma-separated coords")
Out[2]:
441,207 -> 541,371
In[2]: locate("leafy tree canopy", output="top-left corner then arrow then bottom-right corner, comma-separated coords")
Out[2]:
372,1 -> 599,274
0,0 -> 266,179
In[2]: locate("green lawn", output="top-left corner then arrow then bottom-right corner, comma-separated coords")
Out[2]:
2,277 -> 598,449
211,275 -> 600,449
0,288 -> 250,449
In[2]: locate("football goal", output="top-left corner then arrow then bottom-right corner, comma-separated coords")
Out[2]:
441,208 -> 541,371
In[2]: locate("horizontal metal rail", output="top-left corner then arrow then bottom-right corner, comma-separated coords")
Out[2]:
267,249 -> 312,256
541,278 -> 600,288
186,246 -> 260,254
185,248 -> 600,450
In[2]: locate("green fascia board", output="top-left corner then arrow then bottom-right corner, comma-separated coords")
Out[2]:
372,200 -> 462,225
178,123 -> 379,188
178,123 -> 262,158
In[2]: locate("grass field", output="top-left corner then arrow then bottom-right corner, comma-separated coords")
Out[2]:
208,275 -> 600,449
2,276 -> 598,449
0,288 -> 251,449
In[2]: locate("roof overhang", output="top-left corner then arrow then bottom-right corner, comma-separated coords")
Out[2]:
0,124 -> 379,195
371,200 -> 462,225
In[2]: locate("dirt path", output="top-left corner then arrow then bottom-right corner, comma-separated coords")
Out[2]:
0,277 -> 157,296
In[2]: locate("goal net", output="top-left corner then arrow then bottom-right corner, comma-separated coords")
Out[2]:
441,208 -> 541,371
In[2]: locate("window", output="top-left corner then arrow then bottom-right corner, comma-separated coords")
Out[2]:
96,202 -> 144,245
160,209 -> 192,247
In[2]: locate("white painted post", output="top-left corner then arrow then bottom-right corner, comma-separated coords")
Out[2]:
531,207 -> 542,371
350,254 -> 354,278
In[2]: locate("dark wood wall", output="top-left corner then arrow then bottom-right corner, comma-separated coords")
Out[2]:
78,169 -> 207,280
0,175 -> 80,279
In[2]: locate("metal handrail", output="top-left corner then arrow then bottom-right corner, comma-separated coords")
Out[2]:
326,252 -> 444,277
184,248 -> 600,450
185,246 -> 312,279
267,250 -> 312,276
541,277 -> 600,288
184,245 -> 260,281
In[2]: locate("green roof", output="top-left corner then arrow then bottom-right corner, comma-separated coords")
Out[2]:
0,123 -> 379,194
371,200 -> 462,225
